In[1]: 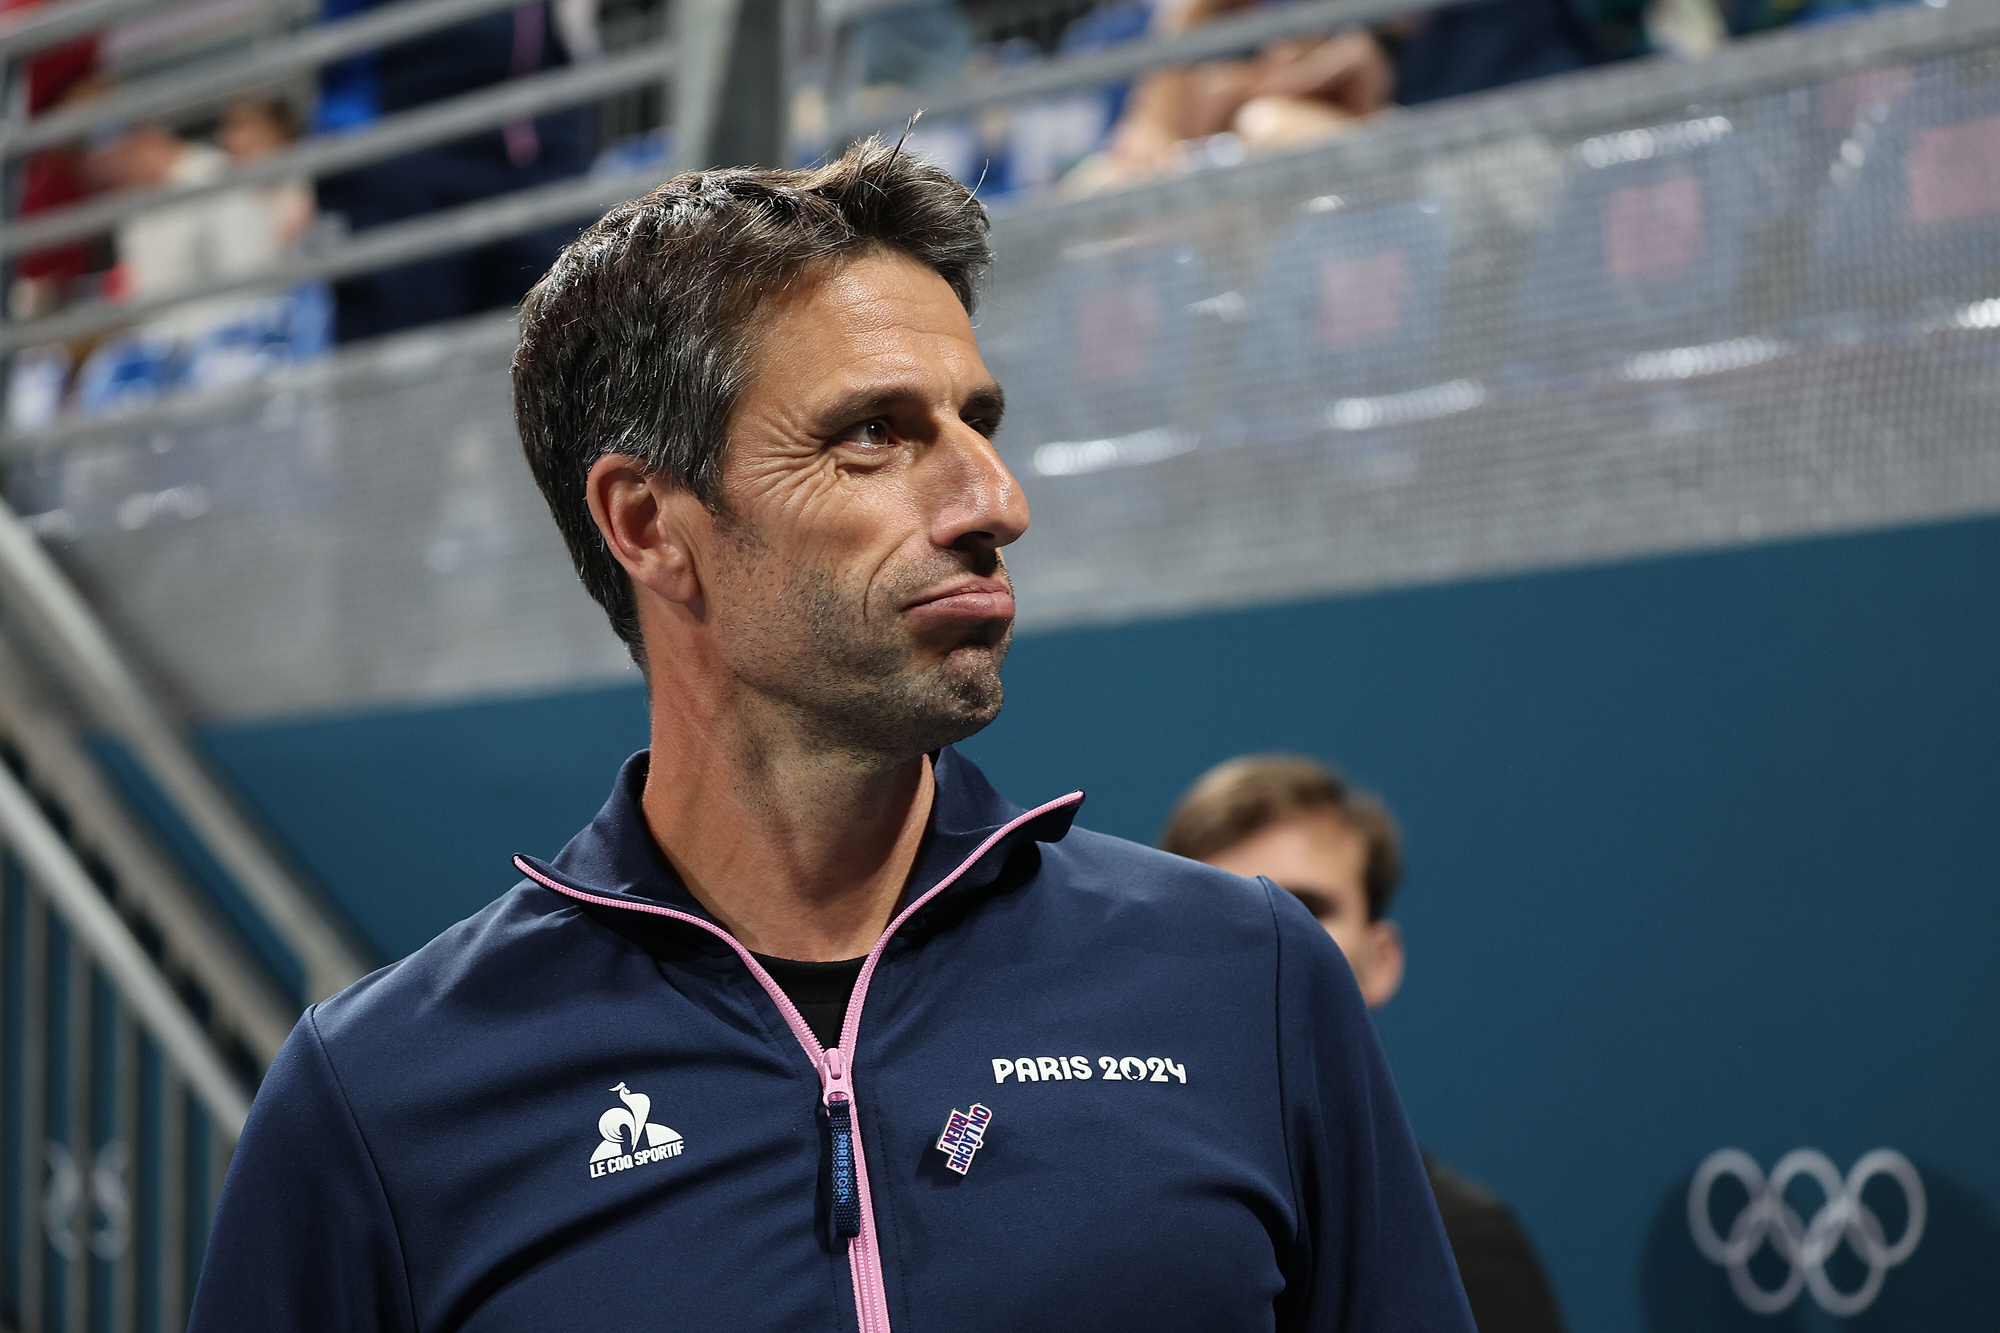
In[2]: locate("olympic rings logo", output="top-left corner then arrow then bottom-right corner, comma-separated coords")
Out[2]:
1688,1147 -> 1925,1316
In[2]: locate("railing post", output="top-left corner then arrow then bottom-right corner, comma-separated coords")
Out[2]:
672,0 -> 739,171
155,1071 -> 183,1331
110,1004 -> 138,1333
59,935 -> 86,1333
714,0 -> 787,167
20,889 -> 44,1333
0,857 -> 28,1330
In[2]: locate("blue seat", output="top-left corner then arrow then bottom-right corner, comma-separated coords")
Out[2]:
1811,67 -> 2000,321
1513,109 -> 1798,373
1008,239 -> 1208,450
1230,199 -> 1451,442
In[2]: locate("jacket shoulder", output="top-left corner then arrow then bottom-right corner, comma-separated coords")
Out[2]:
308,879 -> 601,1054
1041,824 -> 1286,931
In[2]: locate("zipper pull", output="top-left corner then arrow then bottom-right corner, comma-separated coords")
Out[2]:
820,1047 -> 860,1238
826,1096 -> 860,1239
819,1045 -> 850,1105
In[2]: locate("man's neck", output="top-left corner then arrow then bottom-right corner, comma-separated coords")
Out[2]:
641,698 -> 935,963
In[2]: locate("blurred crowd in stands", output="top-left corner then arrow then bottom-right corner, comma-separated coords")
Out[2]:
4,0 -> 602,431
862,0 -> 1925,195
3,0 -> 1927,432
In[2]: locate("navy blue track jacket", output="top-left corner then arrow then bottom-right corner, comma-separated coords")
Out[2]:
191,748 -> 1475,1332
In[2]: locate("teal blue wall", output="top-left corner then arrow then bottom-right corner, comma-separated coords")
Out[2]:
198,514 -> 2000,1333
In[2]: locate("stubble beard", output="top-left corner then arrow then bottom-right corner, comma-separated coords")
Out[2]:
713,520 -> 1010,764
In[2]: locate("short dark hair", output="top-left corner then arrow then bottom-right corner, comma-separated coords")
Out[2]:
513,139 -> 994,661
1159,755 -> 1403,921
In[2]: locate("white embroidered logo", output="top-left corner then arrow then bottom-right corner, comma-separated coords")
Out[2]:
587,1081 -> 684,1179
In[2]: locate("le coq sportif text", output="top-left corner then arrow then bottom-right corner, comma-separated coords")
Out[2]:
992,1056 -> 1189,1084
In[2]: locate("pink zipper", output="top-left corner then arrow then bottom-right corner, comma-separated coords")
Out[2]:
513,789 -> 1082,1333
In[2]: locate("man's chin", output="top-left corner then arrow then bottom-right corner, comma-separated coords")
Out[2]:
914,656 -> 1005,747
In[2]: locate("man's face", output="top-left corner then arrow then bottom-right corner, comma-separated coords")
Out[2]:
702,252 -> 1029,758
1202,811 -> 1404,1008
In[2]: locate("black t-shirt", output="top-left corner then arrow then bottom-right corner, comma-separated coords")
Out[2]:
1424,1153 -> 1567,1333
753,954 -> 867,1051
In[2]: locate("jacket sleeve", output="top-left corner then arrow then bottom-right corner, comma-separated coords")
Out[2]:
1264,879 -> 1477,1333
189,1008 -> 417,1333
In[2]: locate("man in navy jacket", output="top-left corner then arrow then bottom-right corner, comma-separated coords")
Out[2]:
190,140 -> 1475,1332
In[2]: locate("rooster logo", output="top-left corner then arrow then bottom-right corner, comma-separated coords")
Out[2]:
590,1082 -> 682,1167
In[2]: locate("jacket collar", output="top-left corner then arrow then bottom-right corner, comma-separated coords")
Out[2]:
517,745 -> 1081,930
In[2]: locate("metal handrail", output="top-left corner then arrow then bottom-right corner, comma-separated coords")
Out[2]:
1,0 -> 534,158
0,635 -> 297,1064
2,36 -> 677,258
0,163 -> 663,349
0,496 -> 374,999
825,0 -> 1432,141
0,0 -> 194,61
0,755 -> 252,1137
8,0 -> 1992,349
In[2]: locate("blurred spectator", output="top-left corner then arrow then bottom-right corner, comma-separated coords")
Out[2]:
89,122 -> 287,314
218,97 -> 316,249
1162,755 -> 1567,1333
5,0 -> 113,321
314,0 -> 599,342
1079,0 -> 1607,187
19,111 -> 331,423
1084,28 -> 1394,184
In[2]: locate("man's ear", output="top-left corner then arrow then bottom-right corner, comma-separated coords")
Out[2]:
1358,919 -> 1405,1010
586,453 -> 707,608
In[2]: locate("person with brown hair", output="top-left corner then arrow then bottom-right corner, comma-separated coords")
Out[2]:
1163,755 -> 1567,1333
189,143 -> 1475,1332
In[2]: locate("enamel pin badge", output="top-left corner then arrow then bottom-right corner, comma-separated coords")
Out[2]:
936,1103 -> 993,1175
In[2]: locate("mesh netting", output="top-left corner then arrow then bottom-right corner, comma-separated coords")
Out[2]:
979,28 -> 2000,627
8,9 -> 2000,720
5,318 -> 637,718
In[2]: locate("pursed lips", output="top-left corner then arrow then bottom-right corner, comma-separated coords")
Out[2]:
903,579 -> 1016,621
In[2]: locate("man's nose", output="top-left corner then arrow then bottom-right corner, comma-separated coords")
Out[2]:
929,422 -> 1030,554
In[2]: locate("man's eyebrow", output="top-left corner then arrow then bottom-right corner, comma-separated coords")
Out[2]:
814,386 -> 922,430
811,382 -> 1007,430
963,383 -> 1005,427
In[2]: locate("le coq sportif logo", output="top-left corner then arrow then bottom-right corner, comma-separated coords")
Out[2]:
1688,1147 -> 1924,1317
588,1081 -> 684,1180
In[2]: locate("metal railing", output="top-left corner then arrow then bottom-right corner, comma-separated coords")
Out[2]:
0,0 -> 1467,352
0,165 -> 666,349
1,0 -> 536,156
0,0 -> 1591,358
0,0 -> 186,61
0,693 -> 254,1332
0,499 -> 372,1002
0,498 -> 299,1333
0,0 -> 687,353
0,35 -> 677,259
0,639 -> 295,1071
823,0 -> 1428,139
12,0 -> 1986,358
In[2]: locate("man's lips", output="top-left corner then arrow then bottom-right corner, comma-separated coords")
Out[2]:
903,580 -> 1016,621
